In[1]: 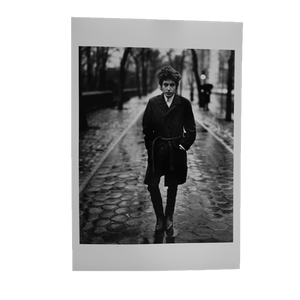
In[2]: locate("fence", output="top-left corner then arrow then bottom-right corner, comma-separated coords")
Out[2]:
81,88 -> 139,111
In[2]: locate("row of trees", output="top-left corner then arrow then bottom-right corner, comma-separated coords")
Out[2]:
79,47 -> 235,129
79,47 -> 164,108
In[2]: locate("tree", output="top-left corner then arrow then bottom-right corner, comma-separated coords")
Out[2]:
95,47 -> 110,90
225,50 -> 234,122
148,49 -> 162,91
141,48 -> 148,96
85,47 -> 93,91
187,70 -> 195,102
166,49 -> 174,66
178,50 -> 186,96
79,47 -> 88,130
191,49 -> 202,107
118,47 -> 132,110
131,49 -> 142,98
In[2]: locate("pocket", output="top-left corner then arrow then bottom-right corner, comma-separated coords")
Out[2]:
174,138 -> 184,149
175,146 -> 187,162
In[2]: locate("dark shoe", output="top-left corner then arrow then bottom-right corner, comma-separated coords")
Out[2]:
165,215 -> 173,231
165,227 -> 174,238
155,217 -> 165,231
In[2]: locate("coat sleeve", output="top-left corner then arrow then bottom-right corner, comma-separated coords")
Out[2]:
181,100 -> 196,151
142,101 -> 155,150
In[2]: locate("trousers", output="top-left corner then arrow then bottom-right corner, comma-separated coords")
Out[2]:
147,183 -> 178,218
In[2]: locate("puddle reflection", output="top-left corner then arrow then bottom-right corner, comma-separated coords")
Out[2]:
152,228 -> 178,244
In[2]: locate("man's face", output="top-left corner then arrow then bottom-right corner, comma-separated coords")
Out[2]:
160,79 -> 177,98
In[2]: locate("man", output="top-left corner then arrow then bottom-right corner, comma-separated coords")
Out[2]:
142,65 -> 196,233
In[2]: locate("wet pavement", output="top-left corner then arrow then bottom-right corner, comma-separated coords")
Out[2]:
79,95 -> 147,188
79,90 -> 233,189
189,91 -> 234,151
79,97 -> 234,244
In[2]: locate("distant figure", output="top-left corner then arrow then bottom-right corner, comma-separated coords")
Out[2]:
203,84 -> 213,111
142,66 -> 196,234
199,87 -> 205,109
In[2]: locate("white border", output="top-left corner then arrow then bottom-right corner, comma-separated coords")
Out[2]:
72,18 -> 242,271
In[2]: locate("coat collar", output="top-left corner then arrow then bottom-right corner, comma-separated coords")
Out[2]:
154,93 -> 182,116
157,93 -> 182,106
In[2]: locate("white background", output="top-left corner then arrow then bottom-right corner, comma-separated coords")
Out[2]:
72,18 -> 242,271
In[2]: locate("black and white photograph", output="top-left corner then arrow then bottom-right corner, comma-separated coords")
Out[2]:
72,18 -> 242,270
78,46 -> 235,245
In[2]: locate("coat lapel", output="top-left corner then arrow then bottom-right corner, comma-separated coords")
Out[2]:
155,93 -> 182,115
158,93 -> 167,106
166,93 -> 182,116
155,93 -> 169,113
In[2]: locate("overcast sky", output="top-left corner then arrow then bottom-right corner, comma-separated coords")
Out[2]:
106,47 -> 184,68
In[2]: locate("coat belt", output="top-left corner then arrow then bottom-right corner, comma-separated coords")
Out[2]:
151,136 -> 183,172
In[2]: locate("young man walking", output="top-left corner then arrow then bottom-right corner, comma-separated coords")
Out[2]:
142,65 -> 196,233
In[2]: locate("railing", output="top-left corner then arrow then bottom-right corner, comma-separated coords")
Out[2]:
81,88 -> 139,111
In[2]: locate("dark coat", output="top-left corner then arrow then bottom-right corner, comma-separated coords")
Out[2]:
142,93 -> 196,186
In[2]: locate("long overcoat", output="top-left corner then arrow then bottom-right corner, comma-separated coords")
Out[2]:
142,93 -> 196,186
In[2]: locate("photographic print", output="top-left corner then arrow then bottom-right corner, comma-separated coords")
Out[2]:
72,18 -> 242,270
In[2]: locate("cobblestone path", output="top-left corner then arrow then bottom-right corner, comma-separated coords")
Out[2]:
79,114 -> 233,244
79,97 -> 146,187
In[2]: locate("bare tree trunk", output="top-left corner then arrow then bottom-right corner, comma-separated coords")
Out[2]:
134,56 -> 141,99
225,50 -> 234,122
118,47 -> 131,110
79,48 -> 88,130
98,47 -> 110,90
189,71 -> 194,102
191,49 -> 202,106
141,48 -> 148,96
86,47 -> 93,91
179,50 -> 186,96
135,60 -> 142,99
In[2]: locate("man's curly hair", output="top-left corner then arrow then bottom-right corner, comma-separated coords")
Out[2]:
156,65 -> 182,88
